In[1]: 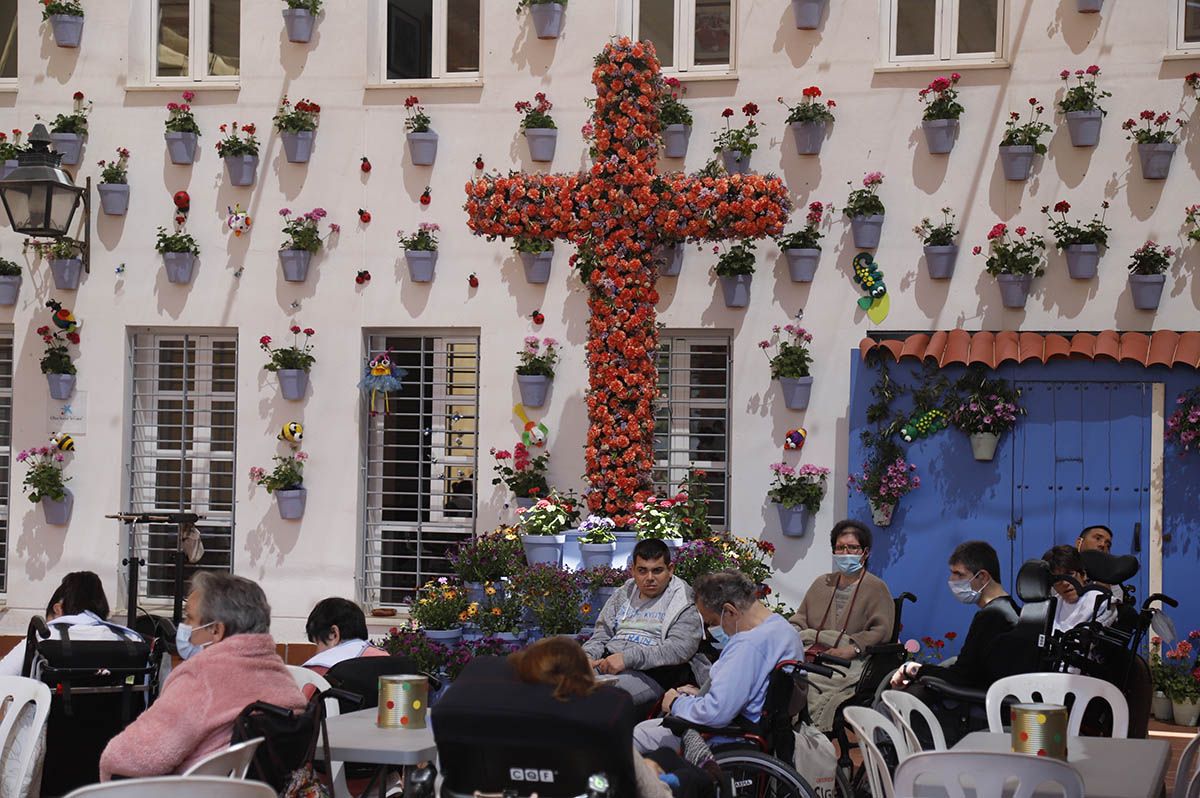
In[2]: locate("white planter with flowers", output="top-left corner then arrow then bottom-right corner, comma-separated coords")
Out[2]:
845,173 -> 886,248
261,325 -> 317,401
850,456 -> 920,528
404,96 -> 438,165
918,74 -> 964,155
915,209 -> 961,280
1127,242 -> 1172,311
777,201 -> 829,283
977,222 -> 1046,310
155,225 -> 200,286
713,103 -> 760,174
715,242 -> 756,308
279,208 -> 336,283
1058,66 -> 1109,147
217,122 -> 261,186
250,451 -> 309,520
519,494 -> 579,568
282,0 -> 321,42
952,377 -> 1024,462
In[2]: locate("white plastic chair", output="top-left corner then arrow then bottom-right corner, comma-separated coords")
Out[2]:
1175,732 -> 1200,798
893,751 -> 1085,798
843,706 -> 912,798
65,776 -> 276,797
285,665 -> 348,795
182,737 -> 264,778
881,689 -> 947,752
984,673 -> 1129,738
0,676 -> 52,798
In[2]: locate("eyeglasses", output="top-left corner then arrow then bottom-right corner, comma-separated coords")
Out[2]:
833,545 -> 864,554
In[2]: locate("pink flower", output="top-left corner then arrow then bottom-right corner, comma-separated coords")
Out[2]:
182,90 -> 196,102
1059,69 -> 1070,79
1086,65 -> 1100,76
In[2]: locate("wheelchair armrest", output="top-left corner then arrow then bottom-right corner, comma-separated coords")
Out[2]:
322,687 -> 363,709
813,652 -> 851,669
863,642 -> 905,656
662,715 -> 759,739
917,676 -> 986,705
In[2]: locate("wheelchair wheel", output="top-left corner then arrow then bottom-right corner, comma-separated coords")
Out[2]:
713,749 -> 818,798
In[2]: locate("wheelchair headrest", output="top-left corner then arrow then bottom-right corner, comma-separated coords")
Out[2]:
1080,549 -> 1139,585
325,655 -> 423,710
1016,559 -> 1052,603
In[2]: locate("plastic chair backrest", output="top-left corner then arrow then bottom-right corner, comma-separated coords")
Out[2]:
0,676 -> 51,798
182,737 -> 264,778
893,750 -> 1084,798
881,689 -> 947,752
1175,732 -> 1200,798
283,667 -> 346,794
985,672 -> 1129,738
842,706 -> 911,798
64,775 -> 277,797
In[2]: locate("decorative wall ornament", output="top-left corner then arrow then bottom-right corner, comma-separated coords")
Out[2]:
226,204 -> 252,237
359,352 -> 405,416
852,253 -> 889,323
900,409 -> 948,442
513,404 -> 549,448
783,428 -> 807,450
278,421 -> 304,446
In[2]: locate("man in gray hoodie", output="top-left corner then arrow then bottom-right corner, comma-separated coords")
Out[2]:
583,539 -> 704,709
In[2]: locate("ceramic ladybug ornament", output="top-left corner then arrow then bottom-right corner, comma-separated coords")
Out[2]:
173,190 -> 190,214
360,156 -> 372,173
356,269 -> 371,285
468,273 -> 479,288
530,309 -> 544,325
474,154 -> 485,170
358,208 -> 371,224
420,187 -> 431,206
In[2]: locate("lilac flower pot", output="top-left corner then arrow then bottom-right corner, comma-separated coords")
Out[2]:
405,250 -> 438,282
970,433 -> 999,461
282,7 -> 316,42
999,145 -> 1036,181
278,369 -> 309,400
529,2 -> 565,38
658,243 -> 684,277
785,248 -> 820,282
281,130 -> 314,163
42,490 -> 73,526
162,252 -> 196,284
1138,143 -> 1176,180
1129,273 -> 1166,310
778,376 -> 814,410
791,0 -> 827,28
579,542 -> 617,570
517,374 -> 551,408
50,133 -> 83,166
279,249 -> 312,282
521,534 -> 565,567
224,154 -> 258,186
1065,110 -> 1102,147
49,14 -> 84,48
423,628 -> 463,645
514,497 -> 536,511
922,119 -> 959,154
662,125 -> 691,158
165,132 -> 198,164
776,503 -> 810,538
49,258 -> 82,290
790,121 -> 827,155
721,149 -> 750,175
719,274 -> 752,308
521,250 -> 553,283
46,373 -> 75,400
1077,0 -> 1102,11
1064,244 -> 1099,279
923,245 -> 959,279
98,183 -> 129,215
525,128 -> 558,162
0,274 -> 19,305
996,273 -> 1033,309
275,487 -> 307,520
407,131 -> 438,166
849,215 -> 884,249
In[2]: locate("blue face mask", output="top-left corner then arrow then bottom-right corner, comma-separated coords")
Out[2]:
175,621 -> 214,660
708,608 -> 734,647
948,572 -> 987,605
833,554 -> 865,575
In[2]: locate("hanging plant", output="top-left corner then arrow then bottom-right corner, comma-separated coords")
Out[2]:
1167,388 -> 1200,454
950,375 -> 1024,461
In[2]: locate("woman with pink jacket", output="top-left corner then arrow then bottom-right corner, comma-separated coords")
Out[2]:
99,572 -> 307,780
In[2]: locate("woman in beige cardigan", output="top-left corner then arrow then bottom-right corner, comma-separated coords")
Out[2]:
789,519 -> 894,731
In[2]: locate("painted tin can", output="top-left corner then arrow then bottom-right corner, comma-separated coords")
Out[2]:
1010,703 -> 1068,761
377,674 -> 429,729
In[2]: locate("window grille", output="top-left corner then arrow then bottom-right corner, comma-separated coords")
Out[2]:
0,331 -> 12,591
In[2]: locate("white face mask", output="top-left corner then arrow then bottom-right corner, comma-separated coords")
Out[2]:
175,621 -> 215,660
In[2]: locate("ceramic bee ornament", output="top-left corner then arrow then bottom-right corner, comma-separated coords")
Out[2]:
278,421 -> 304,445
51,433 -> 75,451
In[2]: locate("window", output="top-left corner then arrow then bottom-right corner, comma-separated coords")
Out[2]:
153,0 -> 240,81
884,0 -> 1003,65
384,0 -> 480,82
128,332 -> 236,599
0,0 -> 16,82
625,0 -> 735,74
1176,0 -> 1200,51
0,331 -> 12,591
654,334 -> 730,530
363,333 -> 479,607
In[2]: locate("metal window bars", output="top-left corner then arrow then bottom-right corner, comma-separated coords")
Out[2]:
0,331 -> 12,592
362,334 -> 479,608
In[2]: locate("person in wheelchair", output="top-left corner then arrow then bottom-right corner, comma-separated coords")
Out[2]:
1044,545 -> 1116,635
789,519 -> 893,731
302,597 -> 388,676
1076,524 -> 1112,555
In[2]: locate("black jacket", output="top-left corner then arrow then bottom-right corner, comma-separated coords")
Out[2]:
920,594 -> 1020,689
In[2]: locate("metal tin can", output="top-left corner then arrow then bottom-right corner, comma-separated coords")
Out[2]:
377,674 -> 429,729
1010,703 -> 1069,761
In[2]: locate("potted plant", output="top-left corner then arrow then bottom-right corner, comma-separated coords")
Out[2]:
714,240 -> 756,308
671,539 -> 735,585
1167,388 -> 1200,455
515,236 -> 554,283
848,449 -> 920,527
918,74 -> 964,154
952,377 -> 1024,461
96,147 -> 131,215
779,88 -> 835,156
282,0 -> 321,43
279,207 -> 336,282
411,578 -> 470,643
577,515 -> 617,569
1058,65 -> 1109,147
518,492 -> 579,567
516,93 -> 557,162
844,171 -> 886,249
37,302 -> 79,399
1043,200 -> 1110,279
581,564 -> 628,625
1127,241 -> 1172,311
47,92 -> 91,166
398,223 -> 440,282
476,588 -> 525,641
518,0 -> 567,39
0,129 -> 27,179
27,238 -> 83,290
18,446 -> 72,524
633,496 -> 685,552
491,443 -> 550,508
1163,638 -> 1200,726
655,237 -> 686,277
164,92 -> 200,164
272,96 -> 320,163
155,223 -> 200,285
914,208 -> 960,279
760,322 -> 814,409
792,0 -> 827,29
712,103 -> 759,174
42,0 -> 84,48
660,77 -> 692,158
216,121 -> 260,186
404,96 -> 437,166
249,451 -> 309,520
261,325 -> 316,400
999,99 -> 1052,181
514,565 -> 586,637
768,463 -> 829,538
976,222 -> 1046,309
450,528 -> 524,600
1123,110 -> 1184,180
776,201 -> 828,282
0,258 -> 20,305
515,336 -> 559,408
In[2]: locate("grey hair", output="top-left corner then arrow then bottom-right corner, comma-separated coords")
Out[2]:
191,571 -> 272,636
694,569 -> 757,612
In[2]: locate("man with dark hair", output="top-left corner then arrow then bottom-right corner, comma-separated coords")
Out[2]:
302,597 -> 387,675
1076,525 -> 1113,554
583,538 -> 703,709
1043,544 -> 1115,634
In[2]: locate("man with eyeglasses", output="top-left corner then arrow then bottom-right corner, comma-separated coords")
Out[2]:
789,519 -> 894,731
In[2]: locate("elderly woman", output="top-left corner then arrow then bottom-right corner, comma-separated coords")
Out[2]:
789,520 -> 893,731
303,597 -> 388,676
99,572 -> 306,780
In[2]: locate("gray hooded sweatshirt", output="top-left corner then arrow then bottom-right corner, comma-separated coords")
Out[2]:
582,575 -> 703,671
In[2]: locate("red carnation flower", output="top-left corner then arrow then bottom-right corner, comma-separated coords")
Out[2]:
721,108 -> 733,118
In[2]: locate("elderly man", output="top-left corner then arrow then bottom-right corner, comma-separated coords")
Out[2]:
583,539 -> 704,710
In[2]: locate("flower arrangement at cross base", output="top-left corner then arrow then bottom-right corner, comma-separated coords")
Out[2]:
17,445 -> 73,524
261,325 -> 316,400
516,93 -> 557,161
768,463 -> 829,537
164,92 -> 200,164
913,207 -> 960,279
281,0 -> 322,43
398,223 -> 440,283
999,99 -> 1053,180
1123,110 -> 1186,180
975,222 -> 1046,309
216,122 -> 261,186
1127,241 -> 1173,311
273,97 -> 321,163
37,300 -> 80,399
1042,200 -> 1110,280
844,172 -> 886,248
759,322 -> 814,409
491,443 -> 550,505
1167,388 -> 1200,456
1058,65 -> 1109,147
918,74 -> 963,154
660,77 -> 693,158
780,87 -> 835,155
849,444 -> 920,527
777,201 -> 829,282
250,451 -> 309,520
713,102 -> 760,173
515,336 -> 559,408
952,376 -> 1024,461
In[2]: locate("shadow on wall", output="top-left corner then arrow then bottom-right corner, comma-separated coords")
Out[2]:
1048,0 -> 1107,56
771,2 -> 823,68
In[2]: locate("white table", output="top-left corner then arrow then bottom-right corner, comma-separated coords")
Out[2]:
315,707 -> 439,798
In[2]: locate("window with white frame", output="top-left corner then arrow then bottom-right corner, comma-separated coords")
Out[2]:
884,0 -> 1003,65
153,0 -> 240,81
0,331 -> 12,592
654,334 -> 729,530
0,0 -> 16,82
1176,0 -> 1200,50
362,333 -> 479,607
128,332 -> 236,599
624,0 -> 735,73
385,0 -> 480,81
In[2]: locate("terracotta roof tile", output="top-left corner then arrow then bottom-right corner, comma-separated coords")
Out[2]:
860,330 -> 1200,369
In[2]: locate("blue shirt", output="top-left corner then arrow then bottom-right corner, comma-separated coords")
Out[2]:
669,613 -> 804,727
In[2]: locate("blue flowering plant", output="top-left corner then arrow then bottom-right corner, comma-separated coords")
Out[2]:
577,514 -> 617,544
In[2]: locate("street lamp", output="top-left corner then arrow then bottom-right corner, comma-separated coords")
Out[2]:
0,122 -> 90,272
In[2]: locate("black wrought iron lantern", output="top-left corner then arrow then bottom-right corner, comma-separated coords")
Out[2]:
0,123 -> 90,267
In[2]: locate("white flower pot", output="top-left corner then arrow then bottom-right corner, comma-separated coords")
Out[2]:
721,149 -> 750,175
525,128 -> 558,162
776,503 -> 810,538
1137,143 -> 1176,180
0,274 -> 19,305
579,542 -> 617,570
785,248 -> 820,282
1174,699 -> 1200,727
870,500 -> 895,527
996,273 -> 1033,309
49,258 -> 82,290
165,132 -> 198,164
719,274 -> 752,308
778,376 -> 813,410
1064,244 -> 1099,279
521,534 -> 565,567
224,154 -> 259,186
277,369 -> 309,400
281,130 -> 315,163
662,125 -> 691,158
970,432 -> 999,461
999,145 -> 1036,181
162,252 -> 196,284
849,215 -> 884,249
98,183 -> 129,215
1129,273 -> 1165,311
517,374 -> 551,408
520,250 -> 553,283
529,2 -> 565,38
1065,110 -> 1102,147
279,249 -> 312,282
49,14 -> 84,48
405,250 -> 438,282
790,121 -> 827,155
924,245 -> 958,279
922,119 -> 959,154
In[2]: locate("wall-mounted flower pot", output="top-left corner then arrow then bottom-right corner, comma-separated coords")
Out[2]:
517,374 -> 551,408
719,274 -> 752,308
0,160 -> 17,180
49,258 -> 82,290
224,154 -> 258,186
0,274 -> 19,305
790,121 -> 827,155
1065,110 -> 1102,147
514,496 -> 536,511
50,133 -> 83,166
720,149 -> 751,175
922,119 -> 958,154
405,250 -> 438,282
776,503 -> 810,538
275,487 -> 307,520
407,131 -> 438,166
1064,244 -> 1099,279
281,130 -> 314,163
1129,273 -> 1166,310
277,369 -> 310,400
278,249 -> 312,282
520,250 -> 554,283
1076,0 -> 1102,11
923,245 -> 958,279
785,248 -> 820,282
521,534 -> 566,567
282,7 -> 316,42
46,373 -> 76,400
999,145 -> 1036,181
525,128 -> 558,162
970,432 -> 999,461
658,243 -> 684,276
41,490 -> 73,526
49,14 -> 83,48
165,132 -> 198,164
778,375 -> 813,410
579,542 -> 617,570
870,500 -> 895,527
849,214 -> 884,249
662,125 -> 691,158
1137,143 -> 1176,180
791,0 -> 827,28
163,252 -> 196,284
996,273 -> 1033,309
98,183 -> 129,215
529,2 -> 565,38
